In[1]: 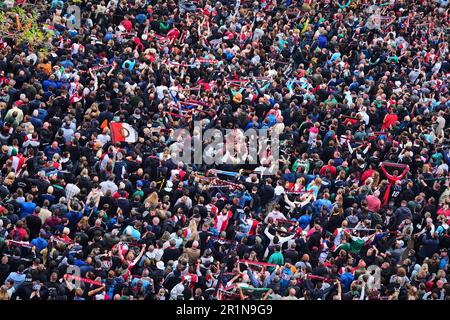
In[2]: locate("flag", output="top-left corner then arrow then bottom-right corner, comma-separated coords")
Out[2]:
100,119 -> 108,130
110,122 -> 138,143
16,14 -> 22,31
301,18 -> 309,34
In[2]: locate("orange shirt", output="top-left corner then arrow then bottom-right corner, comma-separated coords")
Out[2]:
38,63 -> 52,76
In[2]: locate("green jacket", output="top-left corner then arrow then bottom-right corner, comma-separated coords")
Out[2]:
336,238 -> 365,255
268,251 -> 284,272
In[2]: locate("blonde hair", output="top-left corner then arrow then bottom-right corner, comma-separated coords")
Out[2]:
144,192 -> 159,210
313,177 -> 322,186
78,216 -> 90,230
0,286 -> 9,300
4,172 -> 15,186
187,219 -> 199,242
334,194 -> 344,206
372,172 -> 380,188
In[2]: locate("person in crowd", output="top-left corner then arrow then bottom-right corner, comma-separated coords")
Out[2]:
0,0 -> 449,301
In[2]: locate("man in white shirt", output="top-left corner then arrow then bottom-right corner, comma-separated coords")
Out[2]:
264,207 -> 286,224
100,175 -> 118,194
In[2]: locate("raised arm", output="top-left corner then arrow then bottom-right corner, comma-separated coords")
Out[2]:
283,193 -> 296,210
89,68 -> 98,91
116,242 -> 125,261
133,244 -> 147,265
88,284 -> 106,297
299,193 -> 315,206
246,267 -> 260,288
380,163 -> 395,181
264,225 -> 274,241
107,62 -> 117,77
279,232 -> 296,244
347,140 -> 354,154
398,165 -> 410,179
336,280 -> 342,300
359,281 -> 366,300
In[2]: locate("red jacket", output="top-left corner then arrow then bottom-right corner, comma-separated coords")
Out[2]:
382,113 -> 398,130
122,19 -> 132,32
360,169 -> 374,185
437,207 -> 450,217
319,165 -> 337,178
10,227 -> 28,241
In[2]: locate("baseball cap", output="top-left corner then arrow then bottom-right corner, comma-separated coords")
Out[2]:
156,261 -> 165,271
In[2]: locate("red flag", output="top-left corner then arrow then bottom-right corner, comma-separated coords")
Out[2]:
100,119 -> 108,130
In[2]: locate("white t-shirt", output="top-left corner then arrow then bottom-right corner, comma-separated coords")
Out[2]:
156,85 -> 168,100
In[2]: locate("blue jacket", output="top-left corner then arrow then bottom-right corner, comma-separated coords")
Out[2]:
19,202 -> 37,219
298,214 -> 312,230
31,237 -> 48,252
30,116 -> 43,129
66,211 -> 82,231
6,272 -> 26,289
44,145 -> 61,159
318,35 -> 328,48
418,236 -> 439,259
340,272 -> 354,292
239,192 -> 252,208
439,257 -> 448,270
280,268 -> 293,292
37,109 -> 48,121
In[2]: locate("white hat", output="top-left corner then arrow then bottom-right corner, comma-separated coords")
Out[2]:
156,261 -> 165,270
164,180 -> 173,192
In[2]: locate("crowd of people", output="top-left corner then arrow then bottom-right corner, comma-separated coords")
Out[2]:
0,0 -> 449,301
